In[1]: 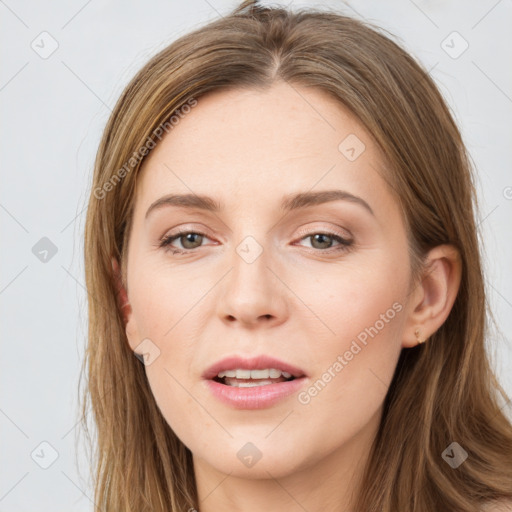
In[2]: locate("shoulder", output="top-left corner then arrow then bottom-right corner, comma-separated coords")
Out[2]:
481,499 -> 512,512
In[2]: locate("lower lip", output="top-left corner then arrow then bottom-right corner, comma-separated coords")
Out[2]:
204,378 -> 307,409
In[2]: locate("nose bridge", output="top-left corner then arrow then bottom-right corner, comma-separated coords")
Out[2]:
217,230 -> 287,326
231,233 -> 273,301
228,212 -> 273,281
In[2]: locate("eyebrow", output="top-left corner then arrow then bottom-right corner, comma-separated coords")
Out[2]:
145,189 -> 374,219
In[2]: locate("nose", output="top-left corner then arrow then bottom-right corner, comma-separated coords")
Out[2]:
216,243 -> 289,329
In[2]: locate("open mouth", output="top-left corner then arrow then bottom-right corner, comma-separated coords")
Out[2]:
212,368 -> 297,388
204,360 -> 307,408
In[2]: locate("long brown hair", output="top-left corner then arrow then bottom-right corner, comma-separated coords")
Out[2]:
81,1 -> 512,510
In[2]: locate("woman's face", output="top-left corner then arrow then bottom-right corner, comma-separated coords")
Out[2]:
123,81 -> 417,480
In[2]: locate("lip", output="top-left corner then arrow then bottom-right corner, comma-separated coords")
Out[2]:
202,354 -> 308,410
202,354 -> 307,380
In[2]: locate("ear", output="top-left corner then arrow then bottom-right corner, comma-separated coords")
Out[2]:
402,244 -> 462,348
111,257 -> 131,321
111,257 -> 138,351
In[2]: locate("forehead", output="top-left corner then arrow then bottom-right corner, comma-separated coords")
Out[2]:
134,81 -> 395,219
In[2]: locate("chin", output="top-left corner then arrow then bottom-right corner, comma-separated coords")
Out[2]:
200,451 -> 304,479
190,434 -> 313,479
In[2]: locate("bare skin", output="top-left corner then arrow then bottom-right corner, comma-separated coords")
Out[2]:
116,80 -> 461,511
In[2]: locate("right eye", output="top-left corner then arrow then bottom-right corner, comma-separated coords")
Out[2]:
159,231 -> 212,254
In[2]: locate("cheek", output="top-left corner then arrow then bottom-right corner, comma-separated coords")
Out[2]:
296,251 -> 407,349
127,270 -> 208,442
129,265 -> 205,341
290,256 -> 407,420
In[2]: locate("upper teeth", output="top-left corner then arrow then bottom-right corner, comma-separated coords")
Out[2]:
217,368 -> 293,379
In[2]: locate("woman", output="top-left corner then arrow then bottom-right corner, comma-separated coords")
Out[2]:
81,1 -> 512,510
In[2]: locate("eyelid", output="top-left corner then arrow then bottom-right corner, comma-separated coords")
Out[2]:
159,224 -> 214,241
294,223 -> 352,241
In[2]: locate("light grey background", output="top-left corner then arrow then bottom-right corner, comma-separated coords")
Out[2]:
1,0 -> 511,510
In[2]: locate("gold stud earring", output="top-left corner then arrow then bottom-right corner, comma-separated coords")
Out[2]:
415,328 -> 427,345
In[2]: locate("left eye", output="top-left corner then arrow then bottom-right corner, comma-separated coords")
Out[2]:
159,231 -> 353,254
297,232 -> 352,251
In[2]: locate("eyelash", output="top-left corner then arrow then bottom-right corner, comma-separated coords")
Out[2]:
158,229 -> 353,255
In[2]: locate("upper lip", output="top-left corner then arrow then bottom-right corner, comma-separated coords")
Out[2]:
202,355 -> 307,380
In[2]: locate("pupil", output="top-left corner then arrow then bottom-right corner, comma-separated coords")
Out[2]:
183,233 -> 201,249
313,234 -> 331,249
